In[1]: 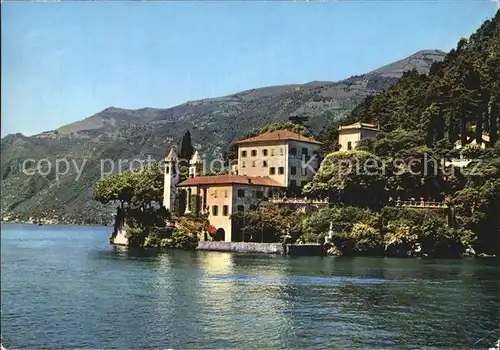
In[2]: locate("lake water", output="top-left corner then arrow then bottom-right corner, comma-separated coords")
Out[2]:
1,223 -> 499,349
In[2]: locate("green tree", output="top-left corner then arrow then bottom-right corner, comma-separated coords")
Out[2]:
288,114 -> 310,128
230,202 -> 303,243
179,130 -> 194,161
303,150 -> 386,208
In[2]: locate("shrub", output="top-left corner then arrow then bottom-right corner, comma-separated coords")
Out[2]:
126,226 -> 148,247
164,229 -> 198,249
350,223 -> 382,253
300,206 -> 379,243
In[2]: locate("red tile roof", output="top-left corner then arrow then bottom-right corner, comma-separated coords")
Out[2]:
338,122 -> 381,132
178,175 -> 286,187
235,130 -> 322,145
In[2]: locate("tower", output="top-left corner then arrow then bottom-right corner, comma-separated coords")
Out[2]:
163,147 -> 179,212
188,151 -> 203,178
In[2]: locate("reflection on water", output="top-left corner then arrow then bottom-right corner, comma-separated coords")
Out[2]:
1,224 -> 499,349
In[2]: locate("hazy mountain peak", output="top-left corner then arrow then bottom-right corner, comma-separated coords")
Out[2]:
366,49 -> 446,78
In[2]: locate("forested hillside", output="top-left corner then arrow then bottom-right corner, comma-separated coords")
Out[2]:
310,11 -> 500,255
341,11 -> 500,148
1,50 -> 445,224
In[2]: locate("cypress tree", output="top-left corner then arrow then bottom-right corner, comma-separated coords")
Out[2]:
179,130 -> 194,161
289,114 -> 310,128
490,97 -> 499,146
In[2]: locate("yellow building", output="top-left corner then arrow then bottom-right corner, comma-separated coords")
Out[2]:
235,130 -> 322,190
338,122 -> 381,150
163,130 -> 322,242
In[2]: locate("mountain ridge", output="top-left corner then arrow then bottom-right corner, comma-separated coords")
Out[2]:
1,49 -> 446,224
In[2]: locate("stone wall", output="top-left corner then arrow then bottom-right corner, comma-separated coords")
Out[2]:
197,241 -> 325,256
111,227 -> 128,246
198,241 -> 283,254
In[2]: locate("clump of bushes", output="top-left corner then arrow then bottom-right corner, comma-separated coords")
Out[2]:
126,226 -> 149,247
299,206 -> 476,257
128,225 -> 197,250
161,229 -> 198,250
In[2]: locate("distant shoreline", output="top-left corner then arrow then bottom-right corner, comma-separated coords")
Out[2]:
0,222 -> 109,228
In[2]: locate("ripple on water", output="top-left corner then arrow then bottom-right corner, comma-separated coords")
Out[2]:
1,225 -> 499,349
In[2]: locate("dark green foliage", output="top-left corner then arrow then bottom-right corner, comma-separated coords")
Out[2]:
143,228 -> 197,249
300,206 -> 379,244
300,206 -> 475,257
303,150 -> 387,209
165,229 -> 198,249
93,162 -> 163,208
126,226 -> 149,248
307,12 -> 500,256
230,202 -> 303,243
345,11 -> 500,150
189,194 -> 201,214
179,130 -> 194,160
142,228 -> 197,249
449,143 -> 500,255
288,114 -> 310,128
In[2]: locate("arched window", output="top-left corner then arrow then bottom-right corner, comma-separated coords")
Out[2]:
347,141 -> 352,150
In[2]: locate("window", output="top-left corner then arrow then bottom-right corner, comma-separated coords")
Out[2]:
270,167 -> 276,175
222,205 -> 229,216
278,167 -> 284,175
271,149 -> 275,156
347,141 -> 352,150
212,205 -> 218,216
242,161 -> 246,168
263,149 -> 268,156
291,166 -> 297,175
241,150 -> 247,157
280,148 -> 284,156
290,180 -> 297,187
237,189 -> 245,198
252,161 -> 256,167
237,205 -> 245,212
263,160 -> 268,167
302,148 -> 309,156
224,190 -> 228,198
256,190 -> 263,199
290,147 -> 297,156
302,167 -> 308,176
250,204 -> 257,211
251,150 -> 257,157
166,166 -> 170,174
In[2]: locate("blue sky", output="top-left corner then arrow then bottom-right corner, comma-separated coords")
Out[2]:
1,1 -> 498,137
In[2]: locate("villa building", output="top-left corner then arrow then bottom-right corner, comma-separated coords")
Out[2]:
338,122 -> 381,150
163,130 -> 322,242
163,123 -> 380,242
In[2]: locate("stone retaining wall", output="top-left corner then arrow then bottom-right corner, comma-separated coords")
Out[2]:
197,241 -> 283,254
197,241 -> 325,256
111,228 -> 128,246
